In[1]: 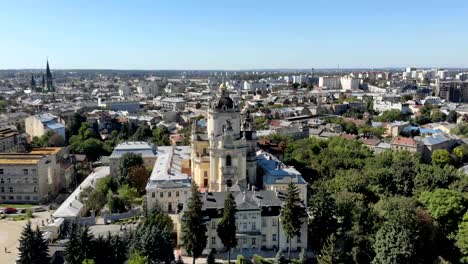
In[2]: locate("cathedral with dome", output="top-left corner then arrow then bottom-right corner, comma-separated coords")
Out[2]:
191,83 -> 258,192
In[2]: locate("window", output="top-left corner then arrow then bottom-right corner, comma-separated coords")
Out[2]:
160,192 -> 164,198
16,196 -> 22,200
262,235 -> 266,242
33,187 -> 37,193
0,178 -> 3,184
176,191 -> 179,197
32,178 -> 37,184
226,179 -> 232,187
168,203 -> 172,212
226,155 -> 232,166
243,238 -> 247,244
0,169 -> 3,174
152,192 -> 155,198
9,196 -> 14,200
272,234 -> 277,241
252,238 -> 256,246
25,196 -> 30,201
7,178 -> 10,184
204,171 -> 208,177
168,191 -> 171,197
9,187 -> 13,193
297,236 -> 301,243
1,196 -> 5,200
212,221 -> 216,229
243,223 -> 247,230
211,237 -> 216,245
0,187 -> 4,193
24,178 -> 28,184
252,222 -> 257,231
23,169 -> 28,175
33,196 -> 38,201
272,218 -> 277,226
32,169 -> 36,174
262,218 -> 267,227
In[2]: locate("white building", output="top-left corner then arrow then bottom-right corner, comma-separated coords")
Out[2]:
319,76 -> 341,89
145,146 -> 191,213
340,76 -> 360,90
25,114 -> 66,140
109,142 -> 158,176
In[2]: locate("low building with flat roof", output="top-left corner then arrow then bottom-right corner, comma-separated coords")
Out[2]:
109,141 -> 158,176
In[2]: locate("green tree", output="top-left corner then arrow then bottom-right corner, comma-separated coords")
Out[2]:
182,183 -> 207,264
431,110 -> 447,122
456,212 -> 468,264
374,109 -> 406,122
308,183 -> 338,252
117,153 -> 144,186
152,126 -> 171,146
317,234 -> 339,264
217,192 -> 237,264
372,222 -> 416,264
18,222 -> 51,264
127,250 -> 148,264
131,125 -> 153,141
82,259 -> 95,264
454,144 -> 468,163
432,149 -> 454,167
280,183 -> 306,259
65,225 -> 94,264
418,189 -> 467,237
447,110 -> 458,123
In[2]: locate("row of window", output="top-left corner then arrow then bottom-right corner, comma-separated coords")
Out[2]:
0,168 -> 37,175
0,177 -> 38,184
210,218 -> 277,231
0,186 -> 37,193
210,235 -> 301,246
151,190 -> 188,198
0,195 -> 38,201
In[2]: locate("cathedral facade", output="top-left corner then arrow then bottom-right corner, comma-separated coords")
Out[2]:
191,83 -> 258,192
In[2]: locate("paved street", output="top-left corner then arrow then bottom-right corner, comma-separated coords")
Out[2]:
0,211 -> 53,264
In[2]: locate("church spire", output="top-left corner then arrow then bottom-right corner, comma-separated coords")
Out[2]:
45,59 -> 54,92
30,74 -> 36,89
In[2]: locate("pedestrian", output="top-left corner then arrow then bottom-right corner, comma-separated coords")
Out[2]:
4,247 -> 7,253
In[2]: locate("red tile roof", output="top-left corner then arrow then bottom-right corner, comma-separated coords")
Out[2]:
391,136 -> 418,147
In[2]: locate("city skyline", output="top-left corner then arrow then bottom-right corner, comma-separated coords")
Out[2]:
1,0 -> 468,70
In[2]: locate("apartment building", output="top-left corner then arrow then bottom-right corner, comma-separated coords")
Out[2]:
0,147 -> 72,204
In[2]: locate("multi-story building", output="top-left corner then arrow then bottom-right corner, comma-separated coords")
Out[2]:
319,76 -> 341,89
25,114 -> 66,140
200,190 -> 308,251
390,136 -> 423,154
146,146 -> 192,213
436,81 -> 468,103
0,147 -> 70,204
340,76 -> 360,90
0,127 -> 25,152
160,97 -> 186,111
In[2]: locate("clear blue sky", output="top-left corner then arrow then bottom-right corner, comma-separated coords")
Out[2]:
1,0 -> 467,70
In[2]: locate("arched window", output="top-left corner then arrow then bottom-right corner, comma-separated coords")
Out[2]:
226,155 -> 232,166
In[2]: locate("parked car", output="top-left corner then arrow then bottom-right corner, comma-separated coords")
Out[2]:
4,207 -> 18,214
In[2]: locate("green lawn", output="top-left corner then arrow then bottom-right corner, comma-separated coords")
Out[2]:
0,204 -> 35,209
